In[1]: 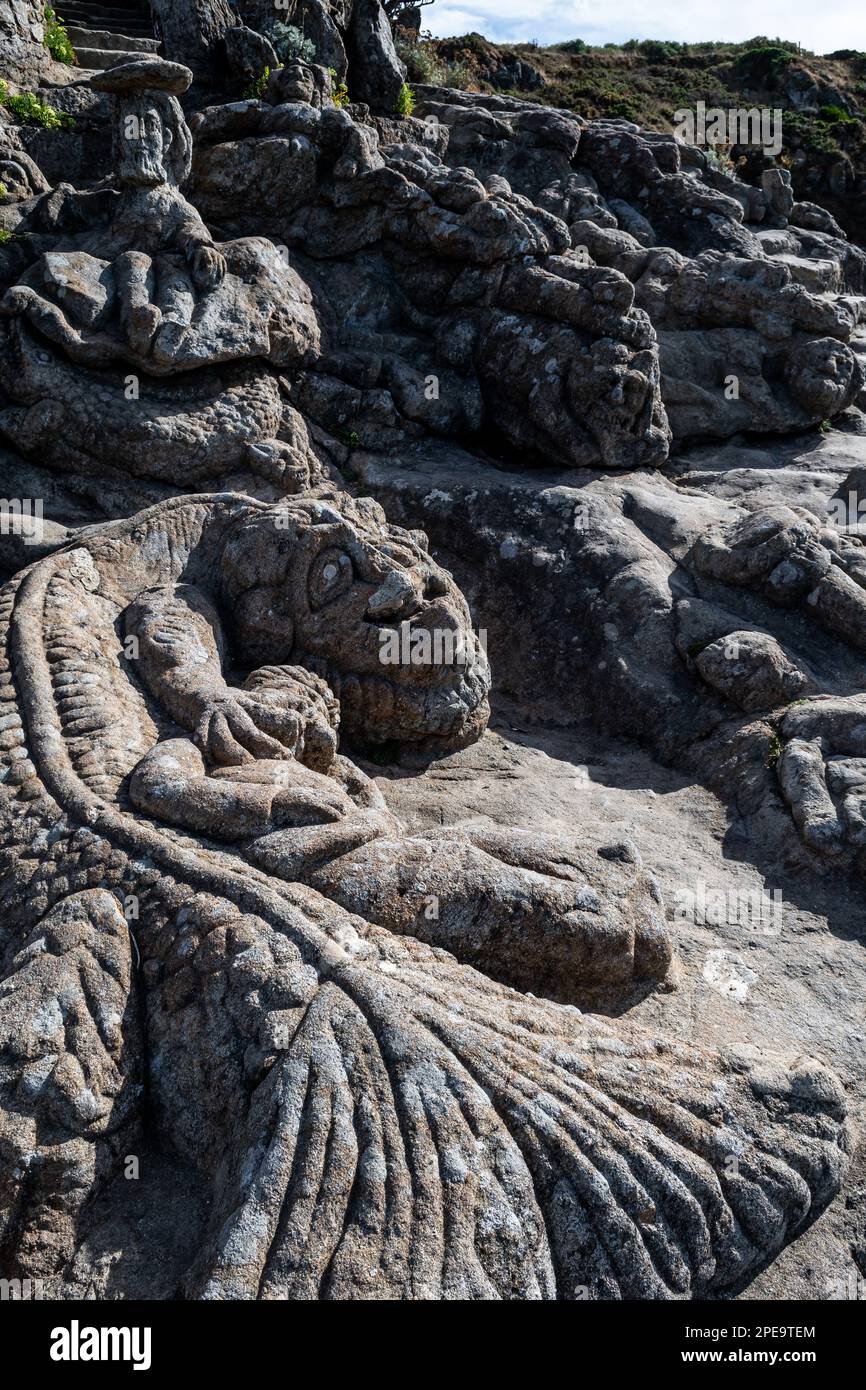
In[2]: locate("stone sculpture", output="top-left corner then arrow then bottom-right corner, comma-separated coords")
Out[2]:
0,59 -> 320,486
3,54 -> 863,503
0,3 -> 864,1304
186,84 -> 863,461
362,449 -> 866,886
0,492 -> 848,1297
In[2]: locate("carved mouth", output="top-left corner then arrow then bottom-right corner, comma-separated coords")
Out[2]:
296,647 -> 491,755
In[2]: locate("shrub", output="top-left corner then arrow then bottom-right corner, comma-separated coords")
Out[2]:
43,6 -> 76,65
557,39 -> 588,54
732,44 -> 796,82
395,35 -> 446,84
819,104 -> 855,123
0,80 -> 74,128
328,68 -> 350,108
444,59 -> 472,89
268,22 -> 315,66
739,36 -> 801,54
638,39 -> 682,61
783,111 -> 842,153
242,67 -> 270,100
395,81 -> 415,117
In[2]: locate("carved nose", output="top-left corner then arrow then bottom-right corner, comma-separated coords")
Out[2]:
366,570 -> 421,620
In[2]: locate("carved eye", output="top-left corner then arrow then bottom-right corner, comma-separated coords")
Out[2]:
309,549 -> 353,609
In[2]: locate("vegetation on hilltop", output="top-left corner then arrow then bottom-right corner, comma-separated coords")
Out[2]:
394,30 -> 866,240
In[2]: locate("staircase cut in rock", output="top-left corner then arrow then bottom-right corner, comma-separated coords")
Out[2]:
60,0 -> 156,38
59,1 -> 160,71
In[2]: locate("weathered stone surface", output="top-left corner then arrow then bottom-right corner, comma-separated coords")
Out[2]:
150,0 -> 237,75
0,492 -> 848,1296
0,62 -> 320,480
2,8 -> 866,1303
0,0 -> 46,86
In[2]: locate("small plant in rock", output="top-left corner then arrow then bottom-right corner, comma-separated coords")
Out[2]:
0,80 -> 74,129
704,143 -> 735,174
43,6 -> 76,65
329,68 -> 350,108
243,67 -> 271,100
268,22 -> 315,66
395,82 -> 415,117
819,104 -> 855,124
0,227 -> 14,245
764,732 -> 783,768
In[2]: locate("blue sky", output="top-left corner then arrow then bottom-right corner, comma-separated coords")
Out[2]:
426,2 -> 866,56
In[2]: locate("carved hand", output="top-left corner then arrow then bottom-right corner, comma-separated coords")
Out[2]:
194,690 -> 308,766
191,243 -> 227,291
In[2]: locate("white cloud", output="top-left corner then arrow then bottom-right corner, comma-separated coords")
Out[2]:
426,1 -> 866,56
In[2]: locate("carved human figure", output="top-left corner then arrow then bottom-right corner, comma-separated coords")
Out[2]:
119,493 -> 670,997
0,490 -> 847,1300
0,58 -> 318,374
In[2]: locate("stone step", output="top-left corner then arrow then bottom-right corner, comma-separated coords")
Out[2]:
66,26 -> 159,52
64,19 -> 155,36
64,22 -> 156,41
58,0 -> 153,16
57,3 -> 156,37
74,45 -> 154,69
61,5 -> 151,16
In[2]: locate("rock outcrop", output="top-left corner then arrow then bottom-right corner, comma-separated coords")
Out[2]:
0,492 -> 848,1297
0,0 -> 48,86
1,5 -> 865,1303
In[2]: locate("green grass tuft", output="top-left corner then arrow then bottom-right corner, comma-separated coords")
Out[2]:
43,6 -> 76,65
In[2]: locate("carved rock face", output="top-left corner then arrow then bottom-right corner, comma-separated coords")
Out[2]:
0,493 -> 851,1299
0,319 -> 287,479
221,496 -> 491,751
115,99 -> 178,188
2,23 -> 866,1305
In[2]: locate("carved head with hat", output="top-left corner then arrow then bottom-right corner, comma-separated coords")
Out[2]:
90,57 -> 195,190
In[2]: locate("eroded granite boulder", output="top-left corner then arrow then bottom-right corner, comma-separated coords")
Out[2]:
346,0 -> 406,110
224,24 -> 279,86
